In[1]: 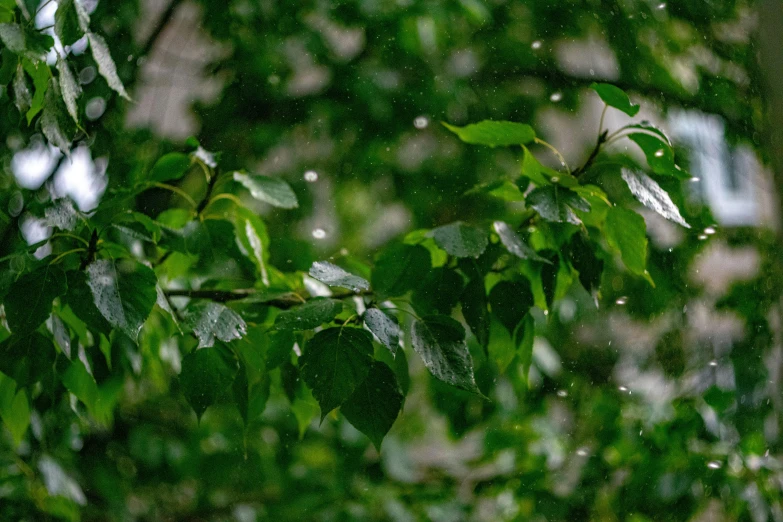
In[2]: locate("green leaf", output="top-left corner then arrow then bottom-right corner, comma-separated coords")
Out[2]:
273,297 -> 342,331
411,267 -> 464,315
0,373 -> 30,446
627,132 -> 687,179
0,48 -> 16,84
443,120 -> 535,147
309,261 -> 370,292
4,264 -> 66,334
233,207 -> 270,285
41,78 -> 72,156
63,270 -> 112,337
590,82 -> 640,117
54,0 -> 83,46
300,327 -> 374,419
22,58 -> 49,123
492,221 -> 550,263
567,233 -> 604,295
44,197 -> 80,231
184,302 -> 247,348
517,314 -> 535,386
0,23 -> 52,61
88,32 -> 130,100
488,318 -> 515,374
363,308 -> 400,356
540,252 -> 560,309
233,360 -> 270,426
371,243 -> 431,298
0,332 -> 56,387
233,172 -> 298,209
13,62 -> 31,113
461,277 -> 489,348
86,259 -> 158,342
489,280 -> 533,334
179,345 -> 237,420
621,168 -> 690,228
519,146 -> 578,187
465,179 -> 525,201
290,380 -> 319,439
527,186 -> 590,225
149,152 -> 191,182
605,206 -> 652,283
266,331 -> 295,369
341,361 -> 404,450
56,57 -> 81,124
410,315 -> 482,395
431,221 -> 488,258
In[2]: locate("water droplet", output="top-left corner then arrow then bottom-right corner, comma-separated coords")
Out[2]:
704,226 -> 716,235
698,234 -> 708,240
8,191 -> 23,217
615,296 -> 628,305
654,149 -> 665,157
764,449 -> 770,457
576,448 -> 588,457
85,97 -> 106,120
531,40 -> 542,50
550,176 -> 560,183
304,170 -> 319,182
413,116 -> 429,129
618,386 -> 628,392
709,360 -> 718,367
312,228 -> 327,239
550,92 -> 563,102
707,461 -> 722,469
657,2 -> 666,8
557,390 -> 568,398
268,75 -> 280,85
690,176 -> 701,182
639,430 -> 643,436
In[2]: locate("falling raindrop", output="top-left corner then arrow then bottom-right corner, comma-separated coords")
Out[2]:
615,296 -> 628,305
85,97 -> 106,120
690,177 -> 701,182
698,234 -> 708,240
709,360 -> 718,367
8,191 -> 23,217
657,2 -> 666,8
576,448 -> 588,457
707,461 -> 722,470
531,40 -> 542,50
618,386 -> 628,392
551,176 -> 560,183
413,116 -> 429,129
304,170 -> 319,182
312,228 -> 327,239
654,149 -> 665,157
550,92 -> 563,102
557,390 -> 568,398
704,226 -> 716,235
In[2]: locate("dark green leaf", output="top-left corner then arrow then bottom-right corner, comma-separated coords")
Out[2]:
149,153 -> 191,182
527,186 -> 590,225
431,221 -> 488,258
410,315 -> 482,395
621,168 -> 689,228
273,297 -> 342,331
184,302 -> 247,348
461,277 -> 490,348
266,330 -> 295,369
179,345 -> 237,420
605,206 -> 652,283
567,233 -> 604,295
363,308 -> 400,356
492,221 -> 550,263
300,327 -> 374,419
590,82 -> 640,116
63,270 -> 112,337
489,280 -> 533,334
443,120 -> 535,147
41,78 -> 72,156
411,267 -> 464,315
54,0 -> 83,46
0,23 -> 52,61
309,261 -> 369,292
4,264 -> 66,334
371,243 -> 431,298
86,259 -> 157,342
517,314 -> 535,386
627,132 -> 688,179
233,360 -> 270,426
0,332 -> 56,387
540,252 -> 560,309
341,361 -> 404,450
233,172 -> 298,209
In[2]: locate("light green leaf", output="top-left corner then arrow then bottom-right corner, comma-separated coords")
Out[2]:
56,57 -> 81,124
22,58 -> 48,123
309,261 -> 369,292
0,332 -> 56,387
520,146 -> 578,187
363,307 -> 400,356
410,315 -> 483,395
4,264 -> 66,334
371,243 -> 431,298
184,301 -> 247,348
488,318 -> 515,374
621,168 -> 690,228
86,258 -> 158,342
234,207 -> 270,286
464,179 -> 525,201
590,82 -> 640,117
300,327 -> 374,419
149,152 -> 190,182
443,120 -> 536,147
492,221 -> 549,263
627,132 -> 688,179
341,361 -> 404,450
489,280 -> 533,334
88,32 -> 130,100
179,344 -> 237,420
431,221 -> 488,258
233,172 -> 298,209
273,297 -> 342,331
291,380 -> 319,439
0,373 -> 30,446
605,206 -> 652,284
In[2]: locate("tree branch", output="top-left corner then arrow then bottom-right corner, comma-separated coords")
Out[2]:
163,288 -> 370,308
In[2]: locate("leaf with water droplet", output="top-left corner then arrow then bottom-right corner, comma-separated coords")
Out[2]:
627,132 -> 687,179
233,172 -> 298,209
605,206 -> 653,285
431,221 -> 488,258
527,186 -> 590,225
363,307 -> 400,356
86,258 -> 157,342
184,301 -> 247,349
4,264 -> 66,334
54,0 -> 84,46
44,197 -> 80,230
309,261 -> 370,292
341,361 -> 404,450
492,221 -> 550,263
273,297 -> 342,331
519,146 -> 578,187
371,243 -> 431,298
411,267 -> 464,315
41,78 -> 72,156
179,344 -> 237,420
88,32 -> 130,100
300,327 -> 374,420
56,57 -> 81,124
13,63 -> 31,114
442,120 -> 536,147
410,315 -> 483,396
621,168 -> 689,228
590,82 -> 640,117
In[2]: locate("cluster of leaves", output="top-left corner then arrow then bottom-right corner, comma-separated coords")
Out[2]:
0,80 -> 694,458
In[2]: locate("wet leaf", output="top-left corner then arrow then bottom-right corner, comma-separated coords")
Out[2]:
273,297 -> 342,331
184,301 -> 247,348
590,82 -> 640,116
233,172 -> 298,209
363,307 -> 400,356
431,221 -> 488,258
371,243 -> 431,298
88,32 -> 130,100
341,361 -> 404,450
493,221 -> 550,263
309,261 -> 370,292
4,264 -> 66,334
443,120 -> 535,147
621,168 -> 689,228
179,344 -> 237,420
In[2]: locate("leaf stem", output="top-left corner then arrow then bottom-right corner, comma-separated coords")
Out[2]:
50,248 -> 87,265
52,233 -> 90,247
151,182 -> 198,209
598,104 -> 608,136
534,138 -> 570,173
